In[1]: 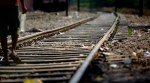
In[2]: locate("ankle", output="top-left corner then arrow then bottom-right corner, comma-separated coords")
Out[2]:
11,50 -> 16,54
2,57 -> 8,61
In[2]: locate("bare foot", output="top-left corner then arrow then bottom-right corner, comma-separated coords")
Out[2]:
9,52 -> 22,64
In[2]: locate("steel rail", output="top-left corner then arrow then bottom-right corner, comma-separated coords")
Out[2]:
69,15 -> 120,83
7,15 -> 98,48
0,13 -> 118,83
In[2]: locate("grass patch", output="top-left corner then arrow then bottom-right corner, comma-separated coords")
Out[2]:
128,26 -> 133,36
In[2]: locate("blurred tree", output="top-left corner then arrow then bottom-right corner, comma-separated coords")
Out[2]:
66,0 -> 69,16
144,0 -> 150,8
77,0 -> 80,11
139,0 -> 143,16
114,0 -> 118,12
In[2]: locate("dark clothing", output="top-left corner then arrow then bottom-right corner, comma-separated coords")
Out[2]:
0,0 -> 19,6
0,6 -> 20,37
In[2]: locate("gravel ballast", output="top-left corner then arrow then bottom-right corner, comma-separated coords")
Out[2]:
19,11 -> 96,37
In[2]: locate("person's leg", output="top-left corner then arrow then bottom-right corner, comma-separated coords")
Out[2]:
9,33 -> 22,64
0,22 -> 9,65
0,37 -> 9,65
9,6 -> 22,64
11,34 -> 18,54
0,7 -> 10,65
0,25 -> 9,65
9,6 -> 20,55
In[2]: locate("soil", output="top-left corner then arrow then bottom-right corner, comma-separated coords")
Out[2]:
103,14 -> 150,58
86,14 -> 150,83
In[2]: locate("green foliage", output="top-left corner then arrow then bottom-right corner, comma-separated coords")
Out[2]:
128,26 -> 133,36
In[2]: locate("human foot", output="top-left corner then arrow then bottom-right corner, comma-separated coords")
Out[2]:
1,57 -> 10,66
9,52 -> 22,64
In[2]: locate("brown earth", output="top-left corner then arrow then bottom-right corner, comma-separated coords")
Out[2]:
102,14 -> 150,58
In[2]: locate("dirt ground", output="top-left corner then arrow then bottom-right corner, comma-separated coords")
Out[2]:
103,14 -> 150,57
84,14 -> 150,83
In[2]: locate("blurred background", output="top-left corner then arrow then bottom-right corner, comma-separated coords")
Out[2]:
23,0 -> 150,16
69,0 -> 150,16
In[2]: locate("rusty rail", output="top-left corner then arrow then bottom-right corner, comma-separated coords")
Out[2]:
69,15 -> 120,83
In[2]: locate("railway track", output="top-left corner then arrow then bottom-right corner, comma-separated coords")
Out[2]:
81,14 -> 150,83
0,13 -> 119,83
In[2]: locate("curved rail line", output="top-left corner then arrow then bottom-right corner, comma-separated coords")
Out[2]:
80,14 -> 150,83
0,13 -> 119,83
8,15 -> 98,48
69,15 -> 120,83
